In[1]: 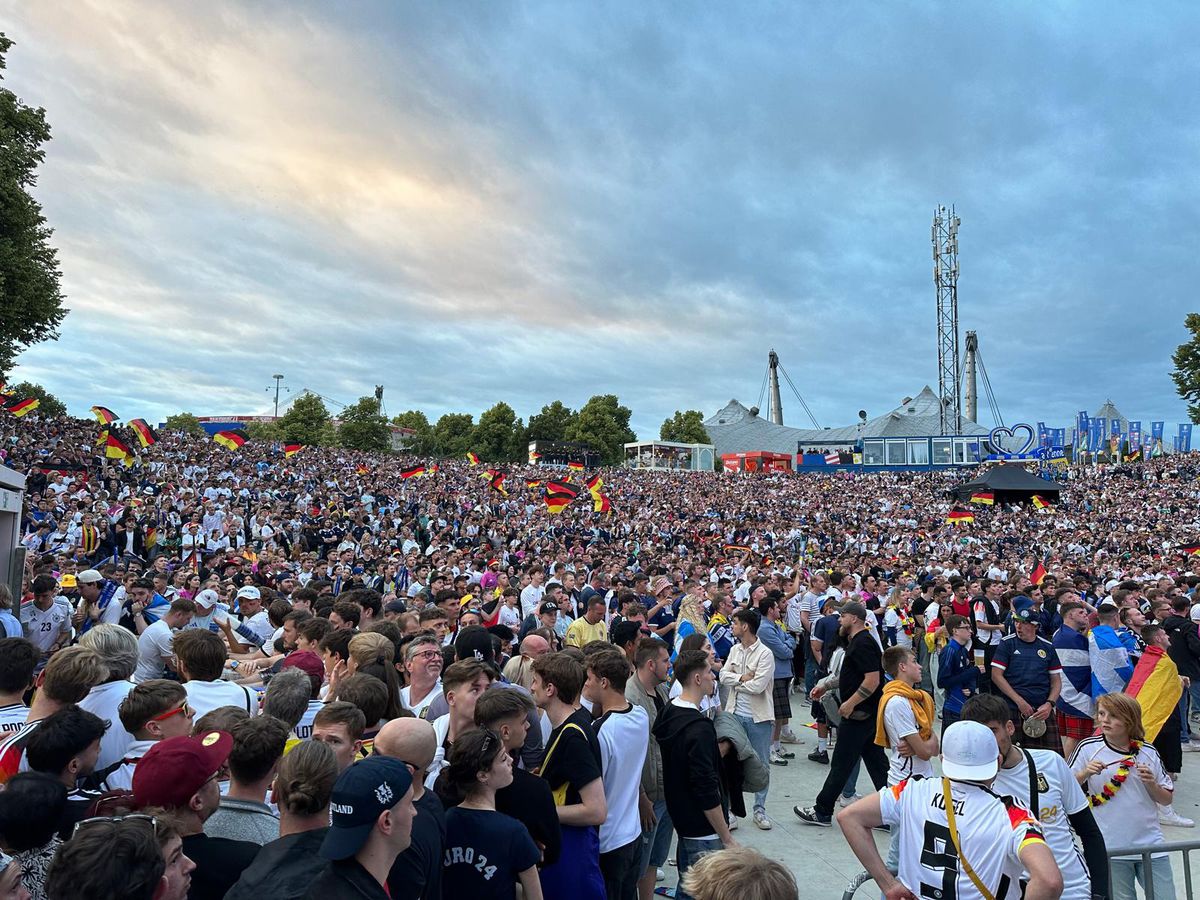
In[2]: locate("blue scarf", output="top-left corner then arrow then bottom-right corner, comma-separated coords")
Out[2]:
80,579 -> 120,635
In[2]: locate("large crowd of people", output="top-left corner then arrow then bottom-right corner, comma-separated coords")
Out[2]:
2,408 -> 1200,900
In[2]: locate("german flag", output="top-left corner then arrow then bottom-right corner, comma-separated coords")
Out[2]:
96,428 -> 110,447
425,464 -> 439,475
1124,450 -> 1142,463
1030,560 -> 1047,586
4,397 -> 39,417
145,526 -> 158,550
489,472 -> 508,497
90,405 -> 117,425
128,418 -> 158,448
544,481 -> 579,514
723,544 -> 753,554
213,429 -> 248,450
593,492 -> 612,514
528,451 -> 541,462
970,491 -> 994,505
1031,494 -> 1050,510
466,451 -> 480,466
526,479 -> 541,488
585,473 -> 603,495
946,509 -> 975,525
567,461 -> 584,471
284,443 -> 302,457
400,466 -> 425,479
105,433 -> 133,461
1180,544 -> 1200,556
356,464 -> 370,475
481,468 -> 499,481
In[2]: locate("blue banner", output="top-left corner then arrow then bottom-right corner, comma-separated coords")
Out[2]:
1152,421 -> 1165,454
1037,422 -> 1048,447
1129,421 -> 1142,449
1173,436 -> 1181,453
1078,411 -> 1090,450
1089,418 -> 1105,454
1180,424 -> 1193,453
1051,427 -> 1065,447
1110,418 -> 1121,436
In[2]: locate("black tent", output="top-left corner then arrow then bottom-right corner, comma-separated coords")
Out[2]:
951,464 -> 1063,504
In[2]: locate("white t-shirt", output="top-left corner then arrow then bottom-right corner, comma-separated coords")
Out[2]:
993,748 -> 1091,900
293,699 -> 325,739
1069,735 -> 1171,859
79,679 -> 136,770
0,703 -> 27,736
880,776 -> 1044,900
593,703 -> 650,853
241,611 -> 274,645
497,604 -> 522,628
519,585 -> 545,619
184,679 -> 259,720
133,619 -> 177,683
974,600 -> 1001,647
669,677 -> 720,715
882,694 -> 935,786
401,680 -> 442,718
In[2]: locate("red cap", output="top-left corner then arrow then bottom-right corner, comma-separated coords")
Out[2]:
132,731 -> 232,809
281,650 -> 325,683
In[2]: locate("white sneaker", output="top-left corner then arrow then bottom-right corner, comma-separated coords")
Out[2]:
1181,742 -> 1200,753
1160,807 -> 1195,827
727,812 -> 739,831
753,809 -> 773,830
656,868 -> 665,883
780,729 -> 802,744
838,793 -> 863,808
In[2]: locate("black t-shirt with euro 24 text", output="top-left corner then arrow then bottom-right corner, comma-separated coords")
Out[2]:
839,629 -> 884,718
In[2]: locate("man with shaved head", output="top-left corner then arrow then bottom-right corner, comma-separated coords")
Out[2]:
375,717 -> 446,900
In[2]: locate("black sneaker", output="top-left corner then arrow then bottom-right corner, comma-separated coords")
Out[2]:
793,806 -> 833,827
807,749 -> 830,764
873,823 -> 891,833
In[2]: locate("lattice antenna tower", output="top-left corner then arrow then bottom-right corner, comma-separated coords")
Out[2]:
932,205 -> 961,434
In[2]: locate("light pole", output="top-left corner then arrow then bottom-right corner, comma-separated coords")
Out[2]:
266,374 -> 287,419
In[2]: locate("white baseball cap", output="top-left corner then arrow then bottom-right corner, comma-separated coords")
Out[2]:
236,585 -> 261,601
193,589 -> 221,610
76,569 -> 104,585
941,720 -> 1000,782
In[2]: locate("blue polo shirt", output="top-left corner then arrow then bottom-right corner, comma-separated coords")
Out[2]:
991,633 -> 1062,710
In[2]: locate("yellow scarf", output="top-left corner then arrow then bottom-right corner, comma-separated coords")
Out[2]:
874,679 -> 935,748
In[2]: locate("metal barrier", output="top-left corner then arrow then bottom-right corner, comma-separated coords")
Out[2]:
1106,840 -> 1200,900
841,840 -> 1200,900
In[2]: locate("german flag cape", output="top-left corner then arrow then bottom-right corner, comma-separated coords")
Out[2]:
1125,645 -> 1183,741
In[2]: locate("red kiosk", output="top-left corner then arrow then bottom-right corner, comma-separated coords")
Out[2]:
721,451 -> 793,473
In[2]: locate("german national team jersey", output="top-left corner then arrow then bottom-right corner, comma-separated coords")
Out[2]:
0,704 -> 28,736
992,749 -> 1091,900
0,719 -> 42,785
1068,735 -> 1171,861
879,776 -> 1045,900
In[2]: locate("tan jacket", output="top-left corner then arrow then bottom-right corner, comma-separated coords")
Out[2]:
719,637 -> 775,723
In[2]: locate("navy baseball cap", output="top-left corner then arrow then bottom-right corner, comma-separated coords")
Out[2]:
320,756 -> 413,861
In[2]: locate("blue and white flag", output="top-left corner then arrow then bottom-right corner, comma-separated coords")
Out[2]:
1180,423 -> 1193,453
1090,625 -> 1134,698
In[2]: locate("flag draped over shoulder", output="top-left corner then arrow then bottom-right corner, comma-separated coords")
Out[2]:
1125,645 -> 1182,742
1088,625 -> 1133,699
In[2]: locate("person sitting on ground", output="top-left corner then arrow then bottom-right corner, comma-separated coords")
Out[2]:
225,740 -> 339,900
678,846 -> 798,900
101,679 -> 194,791
204,715 -> 290,845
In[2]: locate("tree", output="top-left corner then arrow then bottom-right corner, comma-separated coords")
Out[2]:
392,410 -> 436,455
276,392 -> 334,445
0,36 -> 67,376
526,400 -> 577,443
433,413 -> 475,458
660,410 -> 710,444
245,420 -> 280,442
337,396 -> 391,452
473,402 -> 525,462
566,394 -> 637,465
1172,313 -> 1200,423
163,412 -> 203,436
4,380 -> 64,417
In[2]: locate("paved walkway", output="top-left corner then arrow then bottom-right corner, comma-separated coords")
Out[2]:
663,695 -> 1200,899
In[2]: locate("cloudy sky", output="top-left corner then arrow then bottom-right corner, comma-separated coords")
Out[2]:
3,2 -> 1198,438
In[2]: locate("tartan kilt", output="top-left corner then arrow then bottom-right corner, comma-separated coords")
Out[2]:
1055,711 -> 1095,741
1012,710 -> 1064,755
772,677 -> 792,720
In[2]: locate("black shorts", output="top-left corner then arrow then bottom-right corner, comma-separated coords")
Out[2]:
772,677 -> 792,720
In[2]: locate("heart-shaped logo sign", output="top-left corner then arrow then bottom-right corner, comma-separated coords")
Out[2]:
989,424 -> 1036,455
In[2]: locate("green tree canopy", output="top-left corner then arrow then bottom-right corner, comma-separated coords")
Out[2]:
566,394 -> 637,464
392,410 -> 436,455
659,410 -> 710,444
276,391 -> 334,445
337,396 -> 391,452
433,413 -> 475,458
245,420 -> 280,442
164,412 -> 203,436
526,400 -> 577,442
6,380 -> 64,416
473,402 -> 525,462
0,35 -> 67,375
1172,313 -> 1200,423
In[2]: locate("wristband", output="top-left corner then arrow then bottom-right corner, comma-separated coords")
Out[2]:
856,686 -> 872,699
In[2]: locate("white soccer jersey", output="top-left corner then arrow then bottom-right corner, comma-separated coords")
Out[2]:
992,748 -> 1091,900
1069,735 -> 1171,860
879,776 -> 1046,900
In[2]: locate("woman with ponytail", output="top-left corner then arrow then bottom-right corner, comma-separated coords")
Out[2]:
438,728 -> 544,900
347,632 -> 406,721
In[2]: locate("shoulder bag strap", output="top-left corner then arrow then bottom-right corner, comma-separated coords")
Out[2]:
535,722 -> 586,777
1023,749 -> 1039,814
942,778 -> 998,900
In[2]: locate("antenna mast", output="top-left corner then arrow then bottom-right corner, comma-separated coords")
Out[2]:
963,331 -> 978,423
767,350 -> 784,425
933,205 -> 961,434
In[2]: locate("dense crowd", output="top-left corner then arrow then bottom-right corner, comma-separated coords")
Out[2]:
3,410 -> 1200,900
